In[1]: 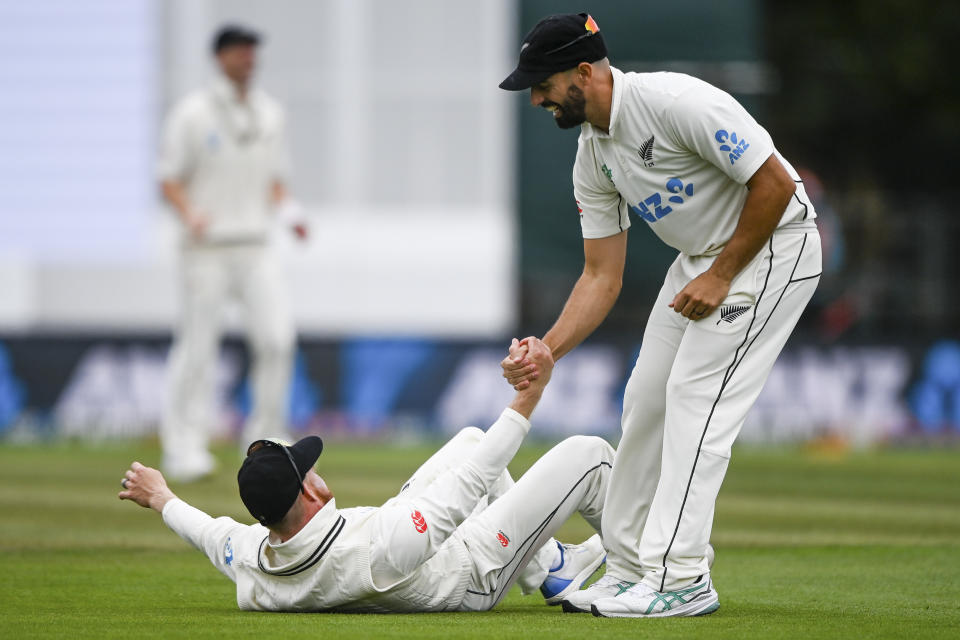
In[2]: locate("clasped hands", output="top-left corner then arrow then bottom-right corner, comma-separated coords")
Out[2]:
500,337 -> 554,392
500,271 -> 730,391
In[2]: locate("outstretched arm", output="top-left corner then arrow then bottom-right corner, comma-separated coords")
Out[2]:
503,231 -> 626,390
119,462 -> 244,582
370,339 -> 555,584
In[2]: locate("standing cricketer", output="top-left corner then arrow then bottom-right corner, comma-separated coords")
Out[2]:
158,25 -> 307,481
499,13 -> 821,617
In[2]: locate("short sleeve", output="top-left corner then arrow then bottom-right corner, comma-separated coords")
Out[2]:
573,139 -> 630,239
157,101 -> 194,182
665,84 -> 774,185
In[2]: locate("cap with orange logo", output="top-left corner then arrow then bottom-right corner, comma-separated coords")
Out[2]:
499,13 -> 608,91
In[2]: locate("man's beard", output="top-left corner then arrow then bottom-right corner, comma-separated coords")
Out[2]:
545,84 -> 587,129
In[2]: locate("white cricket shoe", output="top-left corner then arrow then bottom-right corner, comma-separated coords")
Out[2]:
560,574 -> 637,613
591,575 -> 719,618
561,543 -> 715,613
539,534 -> 606,606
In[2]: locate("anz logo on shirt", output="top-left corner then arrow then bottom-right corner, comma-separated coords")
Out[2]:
715,129 -> 749,165
224,537 -> 234,566
629,177 -> 695,223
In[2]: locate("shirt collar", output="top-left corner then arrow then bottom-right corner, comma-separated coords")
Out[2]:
259,498 -> 341,571
211,74 -> 248,105
581,65 -> 624,141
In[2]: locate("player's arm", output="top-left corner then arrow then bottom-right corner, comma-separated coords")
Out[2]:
268,107 -> 308,240
119,462 -> 244,582
504,231 -> 626,390
271,181 -> 309,241
503,137 -> 627,389
664,85 -> 795,319
669,155 -> 795,319
370,340 -> 554,583
161,180 -> 207,239
542,231 -> 626,360
158,102 -> 207,239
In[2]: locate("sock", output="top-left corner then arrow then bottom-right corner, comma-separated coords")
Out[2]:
549,541 -> 564,571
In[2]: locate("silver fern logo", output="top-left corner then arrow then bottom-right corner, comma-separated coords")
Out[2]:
638,135 -> 655,167
718,304 -> 751,324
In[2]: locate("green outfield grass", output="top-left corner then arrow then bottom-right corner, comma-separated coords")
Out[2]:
1,439 -> 958,639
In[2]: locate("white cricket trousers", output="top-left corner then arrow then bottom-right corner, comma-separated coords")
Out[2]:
388,427 -> 614,611
162,243 -> 295,473
602,223 -> 821,591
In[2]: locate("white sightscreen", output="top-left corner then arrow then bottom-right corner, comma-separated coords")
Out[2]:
0,0 -> 516,336
0,0 -> 157,261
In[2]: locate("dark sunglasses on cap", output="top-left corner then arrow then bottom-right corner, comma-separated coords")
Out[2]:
246,439 -> 306,494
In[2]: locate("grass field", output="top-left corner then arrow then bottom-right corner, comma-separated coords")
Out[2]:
1,439 -> 959,639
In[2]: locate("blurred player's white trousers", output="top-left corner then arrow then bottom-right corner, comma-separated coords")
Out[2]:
162,243 -> 295,476
603,224 -> 821,591
385,426 -> 614,611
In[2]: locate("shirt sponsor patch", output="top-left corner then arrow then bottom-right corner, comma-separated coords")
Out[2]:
411,510 -> 428,533
715,129 -> 750,165
224,537 -> 234,566
497,530 -> 510,547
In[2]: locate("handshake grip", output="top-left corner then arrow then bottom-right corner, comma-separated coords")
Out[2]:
501,336 -> 554,393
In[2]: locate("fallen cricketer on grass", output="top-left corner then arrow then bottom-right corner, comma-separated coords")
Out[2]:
118,337 -> 613,613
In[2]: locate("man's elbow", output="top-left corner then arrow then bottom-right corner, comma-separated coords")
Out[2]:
754,157 -> 796,205
775,169 -> 797,203
582,269 -> 623,299
610,276 -> 623,295
601,274 -> 623,300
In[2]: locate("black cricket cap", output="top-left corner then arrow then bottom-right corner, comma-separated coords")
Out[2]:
499,13 -> 607,91
238,436 -> 323,526
212,24 -> 261,53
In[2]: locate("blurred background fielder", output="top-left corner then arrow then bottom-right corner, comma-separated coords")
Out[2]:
158,25 -> 307,481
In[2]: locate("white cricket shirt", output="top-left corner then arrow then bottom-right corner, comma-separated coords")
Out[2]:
159,408 -> 534,613
574,67 -> 815,256
158,76 -> 290,243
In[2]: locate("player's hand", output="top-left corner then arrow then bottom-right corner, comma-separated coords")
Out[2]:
501,337 -> 539,391
521,337 -> 554,394
276,199 -> 307,242
185,211 -> 209,240
669,270 -> 731,320
291,222 -> 309,241
118,461 -> 177,513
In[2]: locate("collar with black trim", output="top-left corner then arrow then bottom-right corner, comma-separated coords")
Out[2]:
257,498 -> 345,577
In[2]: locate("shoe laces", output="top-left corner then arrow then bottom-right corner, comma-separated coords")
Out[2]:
590,574 -> 627,589
620,581 -> 654,597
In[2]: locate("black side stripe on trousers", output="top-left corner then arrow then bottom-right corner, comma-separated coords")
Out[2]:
790,272 -> 822,284
659,232 -> 812,592
793,191 -> 809,221
257,515 -> 345,577
792,179 -> 810,220
722,233 -> 809,388
464,460 -> 612,600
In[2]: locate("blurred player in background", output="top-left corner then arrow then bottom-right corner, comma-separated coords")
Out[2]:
157,25 -> 308,482
500,14 -> 821,617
